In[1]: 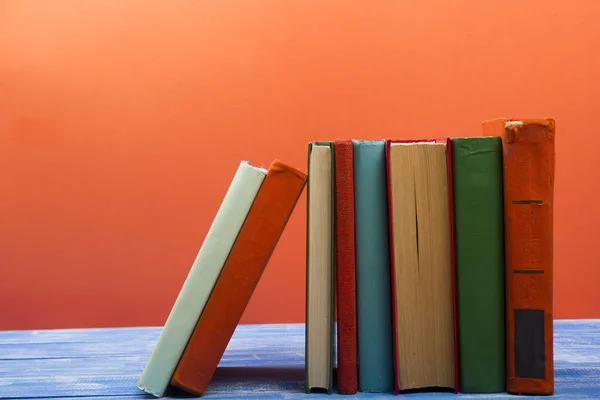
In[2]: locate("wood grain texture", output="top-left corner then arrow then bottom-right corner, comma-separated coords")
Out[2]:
2,321 -> 600,399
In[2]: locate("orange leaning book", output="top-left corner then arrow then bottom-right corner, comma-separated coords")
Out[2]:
170,160 -> 307,396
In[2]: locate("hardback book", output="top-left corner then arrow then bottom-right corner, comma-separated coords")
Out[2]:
305,141 -> 335,394
451,137 -> 506,393
170,160 -> 307,396
137,161 -> 266,397
352,140 -> 394,392
385,138 -> 458,394
486,118 -> 555,395
333,140 -> 358,395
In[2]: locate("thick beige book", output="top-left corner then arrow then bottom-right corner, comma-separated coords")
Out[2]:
387,142 -> 456,392
305,142 -> 335,393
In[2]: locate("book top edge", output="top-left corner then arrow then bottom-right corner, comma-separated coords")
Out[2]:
351,139 -> 386,145
308,141 -> 333,146
240,160 -> 268,174
269,159 -> 308,181
481,117 -> 555,126
451,136 -> 501,141
390,142 -> 445,146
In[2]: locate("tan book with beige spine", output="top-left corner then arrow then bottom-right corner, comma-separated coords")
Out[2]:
305,141 -> 335,394
386,139 -> 458,393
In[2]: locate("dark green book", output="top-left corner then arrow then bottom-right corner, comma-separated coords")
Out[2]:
451,137 -> 506,393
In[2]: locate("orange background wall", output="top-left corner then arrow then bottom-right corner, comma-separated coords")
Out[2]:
1,1 -> 598,330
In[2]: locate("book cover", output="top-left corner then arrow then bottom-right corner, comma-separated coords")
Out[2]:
451,137 -> 506,393
385,138 -> 458,394
137,161 -> 266,398
333,140 -> 358,395
485,118 -> 555,395
352,140 -> 394,393
305,142 -> 335,393
170,160 -> 307,396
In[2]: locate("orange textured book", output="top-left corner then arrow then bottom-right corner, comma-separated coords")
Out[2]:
484,118 -> 555,395
170,160 -> 307,396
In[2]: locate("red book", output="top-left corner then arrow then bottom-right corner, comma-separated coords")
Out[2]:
170,160 -> 307,396
385,138 -> 458,394
485,118 -> 555,395
333,140 -> 358,394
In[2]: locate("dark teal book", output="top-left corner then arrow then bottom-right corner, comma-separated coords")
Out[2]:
352,140 -> 394,392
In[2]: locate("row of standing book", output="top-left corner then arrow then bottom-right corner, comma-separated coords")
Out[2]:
135,117 -> 554,398
305,118 -> 555,396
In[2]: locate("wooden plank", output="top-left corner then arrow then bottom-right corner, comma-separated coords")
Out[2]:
0,349 -> 305,379
0,375 -> 143,398
0,324 -> 305,360
555,320 -> 600,365
0,324 -> 304,345
44,398 -> 147,400
0,327 -> 159,345
0,356 -> 147,378
46,398 -> 147,400
0,322 -> 599,399
1,366 -> 600,399
0,341 -> 156,360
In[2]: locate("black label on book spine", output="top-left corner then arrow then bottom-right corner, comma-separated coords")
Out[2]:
514,309 -> 545,379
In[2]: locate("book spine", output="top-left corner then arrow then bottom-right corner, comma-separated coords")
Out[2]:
305,141 -> 335,393
304,143 -> 312,394
136,161 -> 266,398
170,160 -> 307,396
500,119 -> 555,395
384,139 -> 399,394
353,140 -> 394,393
451,137 -> 505,393
441,137 -> 460,395
334,140 -> 358,395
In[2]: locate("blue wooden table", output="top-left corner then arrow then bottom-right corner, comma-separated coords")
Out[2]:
1,321 -> 599,399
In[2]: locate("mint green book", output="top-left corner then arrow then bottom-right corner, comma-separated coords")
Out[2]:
137,161 -> 266,397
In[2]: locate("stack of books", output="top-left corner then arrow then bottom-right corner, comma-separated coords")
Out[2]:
305,118 -> 555,396
137,160 -> 307,397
